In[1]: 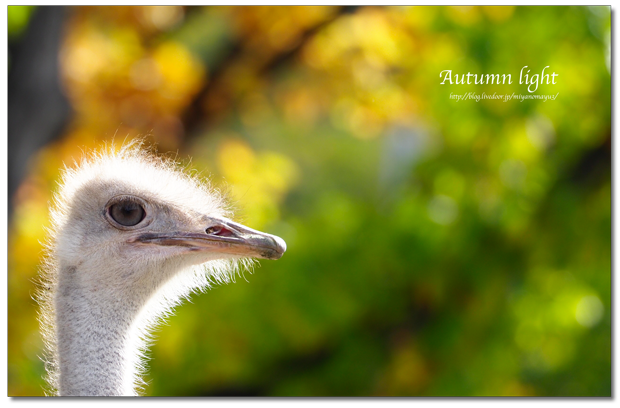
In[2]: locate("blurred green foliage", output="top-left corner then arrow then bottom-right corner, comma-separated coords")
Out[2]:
8,6 -> 610,396
8,6 -> 36,40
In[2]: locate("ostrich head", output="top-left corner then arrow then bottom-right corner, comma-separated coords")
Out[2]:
38,142 -> 286,396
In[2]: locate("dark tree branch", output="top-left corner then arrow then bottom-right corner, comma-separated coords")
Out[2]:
259,6 -> 360,76
181,6 -> 361,141
8,6 -> 72,217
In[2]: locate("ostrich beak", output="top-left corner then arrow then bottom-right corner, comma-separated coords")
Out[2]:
134,217 -> 286,260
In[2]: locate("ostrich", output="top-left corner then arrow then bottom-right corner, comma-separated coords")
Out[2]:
37,142 -> 286,396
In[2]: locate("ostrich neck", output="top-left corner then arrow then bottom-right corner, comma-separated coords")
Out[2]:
55,264 -> 154,396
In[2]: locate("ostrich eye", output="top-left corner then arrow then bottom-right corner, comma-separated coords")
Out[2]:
109,200 -> 145,227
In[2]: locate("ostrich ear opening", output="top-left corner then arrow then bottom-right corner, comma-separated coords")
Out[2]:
133,217 -> 287,260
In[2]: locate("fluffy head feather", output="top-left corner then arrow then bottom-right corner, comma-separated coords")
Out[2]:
36,141 -> 270,395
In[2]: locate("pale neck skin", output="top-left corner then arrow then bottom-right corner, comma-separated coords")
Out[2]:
56,265 -> 148,396
54,254 -> 201,396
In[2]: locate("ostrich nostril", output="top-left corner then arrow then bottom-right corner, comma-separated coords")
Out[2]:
205,226 -> 220,235
205,226 -> 235,237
